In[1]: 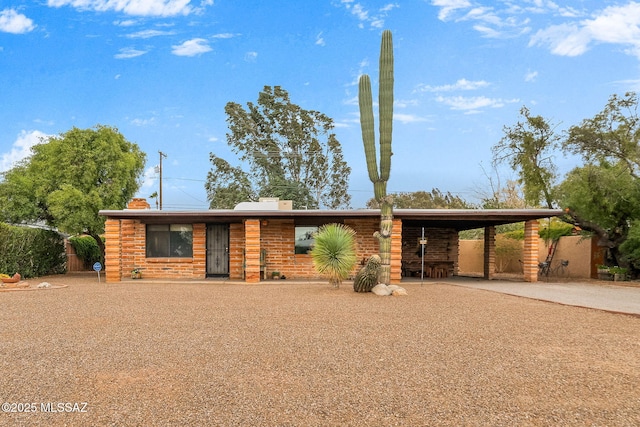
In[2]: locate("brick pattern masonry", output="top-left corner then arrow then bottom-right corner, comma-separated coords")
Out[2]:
104,199 -> 539,283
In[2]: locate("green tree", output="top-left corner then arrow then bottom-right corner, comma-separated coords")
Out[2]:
492,106 -> 561,208
359,29 -> 394,285
0,125 -> 146,260
564,92 -> 640,178
620,220 -> 640,270
561,92 -> 640,269
207,86 -> 351,209
205,155 -> 256,209
556,161 -> 640,267
310,223 -> 358,288
366,188 -> 473,209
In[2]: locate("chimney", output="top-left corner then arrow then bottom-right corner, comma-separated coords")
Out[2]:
127,198 -> 150,210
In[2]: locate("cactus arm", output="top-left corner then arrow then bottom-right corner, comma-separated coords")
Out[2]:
378,30 -> 393,181
358,74 -> 380,183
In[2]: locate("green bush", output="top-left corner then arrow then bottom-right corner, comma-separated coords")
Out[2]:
0,223 -> 66,278
69,235 -> 102,268
620,220 -> 640,270
539,221 -> 575,241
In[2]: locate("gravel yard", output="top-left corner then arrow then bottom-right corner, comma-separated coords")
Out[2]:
1,273 -> 639,426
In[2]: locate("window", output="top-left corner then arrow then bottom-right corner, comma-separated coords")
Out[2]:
146,224 -> 193,258
295,226 -> 317,254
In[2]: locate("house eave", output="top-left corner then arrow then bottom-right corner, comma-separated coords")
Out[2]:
99,208 -> 564,231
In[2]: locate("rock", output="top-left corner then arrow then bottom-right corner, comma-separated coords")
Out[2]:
37,282 -> 51,288
392,288 -> 408,296
371,284 -> 392,296
387,285 -> 402,292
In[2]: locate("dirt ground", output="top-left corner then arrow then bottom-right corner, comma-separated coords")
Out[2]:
1,272 -> 639,426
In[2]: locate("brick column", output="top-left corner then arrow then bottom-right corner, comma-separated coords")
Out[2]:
229,223 -> 245,280
483,226 -> 496,280
244,219 -> 261,283
523,220 -> 539,282
390,218 -> 402,284
449,230 -> 460,276
104,218 -> 121,282
120,220 -> 135,277
192,223 -> 206,278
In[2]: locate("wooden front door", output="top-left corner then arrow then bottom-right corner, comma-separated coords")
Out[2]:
206,224 -> 229,276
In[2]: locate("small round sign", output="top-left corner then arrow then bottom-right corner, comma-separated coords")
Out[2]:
93,262 -> 102,272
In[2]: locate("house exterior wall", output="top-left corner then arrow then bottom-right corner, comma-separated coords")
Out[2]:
104,209 -> 404,283
103,200 -> 553,283
249,218 -> 398,283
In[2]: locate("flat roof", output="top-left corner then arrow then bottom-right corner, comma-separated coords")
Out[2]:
99,208 -> 564,231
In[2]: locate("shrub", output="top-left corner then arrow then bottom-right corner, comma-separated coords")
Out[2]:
69,235 -> 102,268
0,223 -> 66,278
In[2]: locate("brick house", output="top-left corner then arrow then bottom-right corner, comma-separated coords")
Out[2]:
99,198 -> 562,283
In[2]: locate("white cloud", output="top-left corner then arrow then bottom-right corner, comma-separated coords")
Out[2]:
431,0 -> 472,21
435,95 -> 519,111
351,3 -> 369,22
315,31 -> 325,46
528,3 -> 640,59
126,29 -> 175,39
431,0 -> 563,39
130,117 -> 156,126
0,130 -> 48,172
114,47 -> 148,59
524,70 -> 538,82
114,19 -> 138,26
244,51 -> 257,62
0,9 -> 36,34
395,99 -> 419,108
339,1 -> 398,29
529,23 -> 590,56
416,78 -> 490,93
394,113 -> 428,124
212,33 -> 239,39
171,38 -> 212,56
140,166 -> 158,190
46,0 -> 199,17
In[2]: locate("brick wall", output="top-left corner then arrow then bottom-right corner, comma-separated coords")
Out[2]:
255,218 -> 402,283
104,213 -> 448,284
401,226 -> 458,278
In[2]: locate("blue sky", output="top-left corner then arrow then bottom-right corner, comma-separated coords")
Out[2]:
1,1 -> 639,210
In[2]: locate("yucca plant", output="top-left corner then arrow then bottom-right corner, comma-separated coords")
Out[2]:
311,223 -> 358,288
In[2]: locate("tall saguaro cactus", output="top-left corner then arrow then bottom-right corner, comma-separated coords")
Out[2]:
359,30 -> 394,285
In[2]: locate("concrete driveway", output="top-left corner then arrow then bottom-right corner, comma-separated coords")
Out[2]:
437,277 -> 640,316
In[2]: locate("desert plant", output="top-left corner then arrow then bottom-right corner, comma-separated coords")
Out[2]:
310,223 -> 358,288
353,254 -> 381,293
359,29 -> 394,285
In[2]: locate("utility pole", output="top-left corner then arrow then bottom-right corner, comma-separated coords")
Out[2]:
159,151 -> 167,210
